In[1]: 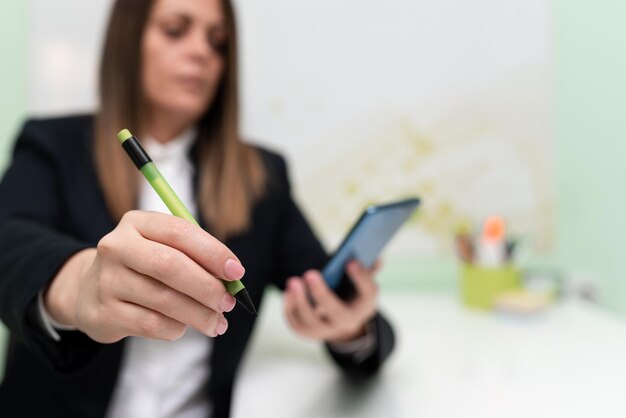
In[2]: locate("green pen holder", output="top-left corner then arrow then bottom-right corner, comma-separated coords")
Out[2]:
460,264 -> 522,310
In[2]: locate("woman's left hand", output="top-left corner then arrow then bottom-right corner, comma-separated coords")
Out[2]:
283,260 -> 380,344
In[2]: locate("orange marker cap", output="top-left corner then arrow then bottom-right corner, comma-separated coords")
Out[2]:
483,215 -> 505,242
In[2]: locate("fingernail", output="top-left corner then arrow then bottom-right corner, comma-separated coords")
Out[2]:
216,316 -> 228,335
288,279 -> 301,292
220,294 -> 236,312
224,259 -> 245,281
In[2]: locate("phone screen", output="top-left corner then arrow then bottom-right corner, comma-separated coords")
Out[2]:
322,198 -> 420,291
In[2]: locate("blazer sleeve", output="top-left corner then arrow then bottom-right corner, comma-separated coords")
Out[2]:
269,152 -> 395,378
0,120 -> 102,373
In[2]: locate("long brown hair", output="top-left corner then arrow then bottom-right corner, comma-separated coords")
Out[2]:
94,0 -> 266,240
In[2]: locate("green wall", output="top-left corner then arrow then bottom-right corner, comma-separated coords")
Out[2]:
554,0 -> 626,314
0,1 -> 25,172
0,0 -> 26,381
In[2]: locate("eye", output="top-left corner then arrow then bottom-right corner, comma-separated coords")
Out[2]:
164,27 -> 184,39
161,19 -> 189,40
208,27 -> 228,54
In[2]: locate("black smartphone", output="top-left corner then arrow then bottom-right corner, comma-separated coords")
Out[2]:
321,197 -> 420,300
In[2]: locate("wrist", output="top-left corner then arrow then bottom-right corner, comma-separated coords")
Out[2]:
327,319 -> 378,361
327,324 -> 368,345
44,248 -> 96,328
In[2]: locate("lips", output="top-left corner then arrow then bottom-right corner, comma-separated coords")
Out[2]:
177,75 -> 208,91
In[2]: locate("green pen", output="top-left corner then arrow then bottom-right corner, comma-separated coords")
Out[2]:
117,128 -> 256,316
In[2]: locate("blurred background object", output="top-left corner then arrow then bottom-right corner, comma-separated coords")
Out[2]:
454,215 -> 559,314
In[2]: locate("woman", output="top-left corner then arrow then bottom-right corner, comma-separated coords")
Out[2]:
0,0 -> 395,417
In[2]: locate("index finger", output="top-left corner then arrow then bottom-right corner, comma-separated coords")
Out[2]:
124,210 -> 245,281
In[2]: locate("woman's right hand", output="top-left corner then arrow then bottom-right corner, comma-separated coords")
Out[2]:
44,210 -> 245,343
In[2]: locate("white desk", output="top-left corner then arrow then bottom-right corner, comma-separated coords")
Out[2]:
232,292 -> 626,418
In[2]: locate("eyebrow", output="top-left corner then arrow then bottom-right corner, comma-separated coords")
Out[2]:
162,11 -> 225,29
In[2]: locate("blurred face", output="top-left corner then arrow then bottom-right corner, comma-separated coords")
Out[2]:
141,0 -> 227,123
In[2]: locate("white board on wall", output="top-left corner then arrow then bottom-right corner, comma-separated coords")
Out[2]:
27,0 -> 552,256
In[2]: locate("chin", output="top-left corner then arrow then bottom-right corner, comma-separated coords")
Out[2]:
166,99 -> 210,120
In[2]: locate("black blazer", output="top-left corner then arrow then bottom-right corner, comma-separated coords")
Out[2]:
0,116 -> 395,418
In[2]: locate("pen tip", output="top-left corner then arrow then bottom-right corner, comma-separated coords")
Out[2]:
234,290 -> 257,316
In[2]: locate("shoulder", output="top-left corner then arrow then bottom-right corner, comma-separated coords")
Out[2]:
13,114 -> 94,163
9,114 -> 95,172
19,114 -> 93,146
249,144 -> 291,188
252,145 -> 287,172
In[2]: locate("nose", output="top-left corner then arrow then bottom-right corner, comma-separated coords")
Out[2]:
186,28 -> 213,62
